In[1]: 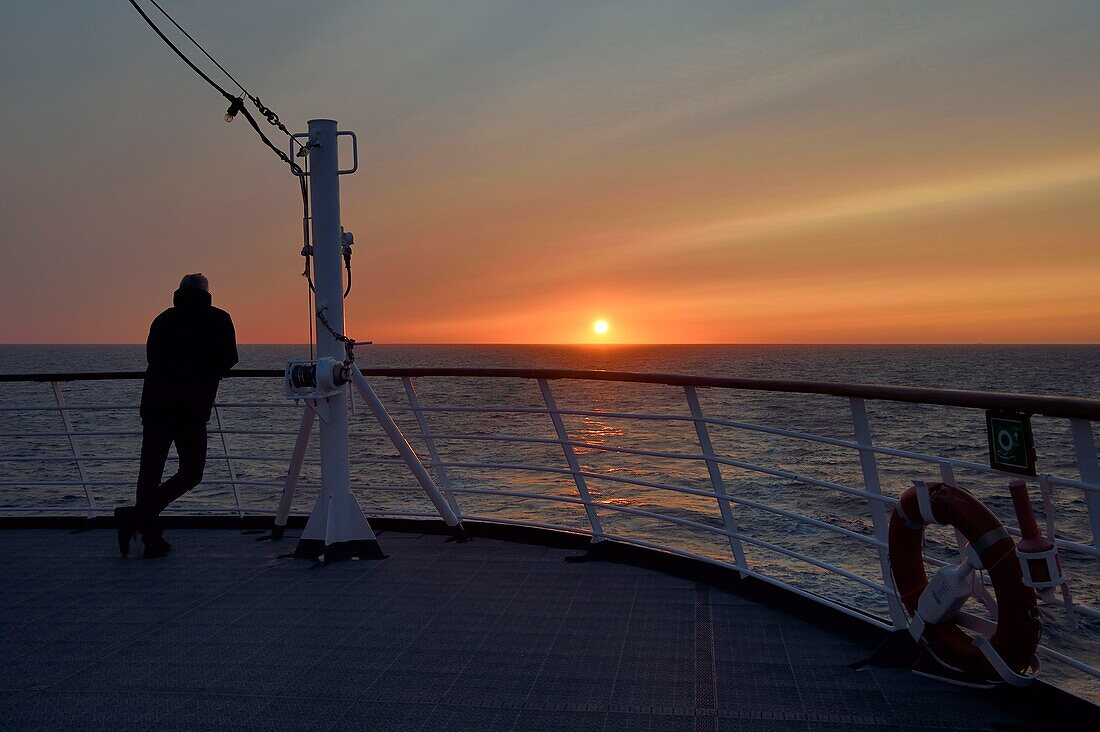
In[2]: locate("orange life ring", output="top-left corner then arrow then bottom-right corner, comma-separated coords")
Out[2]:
889,482 -> 1041,680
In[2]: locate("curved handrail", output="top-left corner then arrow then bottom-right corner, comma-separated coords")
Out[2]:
0,369 -> 282,382
1,366 -> 1098,419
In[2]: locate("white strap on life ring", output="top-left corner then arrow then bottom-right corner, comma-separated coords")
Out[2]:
972,635 -> 1040,687
908,612 -> 928,643
894,499 -> 922,530
915,480 -> 939,525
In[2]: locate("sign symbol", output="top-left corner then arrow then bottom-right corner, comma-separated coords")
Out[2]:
986,411 -> 1036,476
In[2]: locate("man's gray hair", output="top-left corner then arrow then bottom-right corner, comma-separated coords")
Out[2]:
179,273 -> 209,292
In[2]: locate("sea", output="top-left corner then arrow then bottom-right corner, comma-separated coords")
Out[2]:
1,344 -> 1098,699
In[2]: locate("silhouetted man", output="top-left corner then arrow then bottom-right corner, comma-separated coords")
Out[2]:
116,273 -> 238,558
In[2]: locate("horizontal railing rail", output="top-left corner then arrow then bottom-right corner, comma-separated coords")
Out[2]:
2,367 -> 1099,420
0,366 -> 1097,691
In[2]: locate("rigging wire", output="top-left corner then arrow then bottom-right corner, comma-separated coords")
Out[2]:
127,0 -> 231,99
145,0 -> 248,96
126,0 -> 320,356
304,155 -> 315,360
126,0 -> 302,175
307,283 -> 315,360
146,0 -> 306,155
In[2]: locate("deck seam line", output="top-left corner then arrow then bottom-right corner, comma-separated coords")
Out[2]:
415,545 -> 544,728
321,549 -> 492,731
247,542 -> 453,726
774,606 -> 808,725
507,554 -> 593,730
35,554 -> 290,694
693,582 -> 718,732
599,573 -> 640,732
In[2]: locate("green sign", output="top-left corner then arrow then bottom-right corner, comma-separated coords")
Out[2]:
986,411 -> 1036,476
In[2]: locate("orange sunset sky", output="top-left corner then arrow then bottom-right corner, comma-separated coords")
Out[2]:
1,1 -> 1098,344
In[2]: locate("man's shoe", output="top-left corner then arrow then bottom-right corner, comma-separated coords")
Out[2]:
114,507 -> 136,557
143,540 -> 172,559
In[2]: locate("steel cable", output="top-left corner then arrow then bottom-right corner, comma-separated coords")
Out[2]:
127,0 -> 319,356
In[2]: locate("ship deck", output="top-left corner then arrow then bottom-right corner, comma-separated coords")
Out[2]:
0,526 -> 1083,731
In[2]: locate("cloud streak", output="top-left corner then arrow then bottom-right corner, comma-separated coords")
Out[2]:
1,1 -> 1098,343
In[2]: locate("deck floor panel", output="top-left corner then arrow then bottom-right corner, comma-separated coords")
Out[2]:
0,528 -> 1076,730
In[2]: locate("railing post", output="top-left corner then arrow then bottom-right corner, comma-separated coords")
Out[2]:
684,386 -> 747,574
51,381 -> 95,518
538,378 -> 603,541
849,397 -> 907,627
212,405 -> 243,518
402,377 -> 462,518
1069,419 -> 1100,564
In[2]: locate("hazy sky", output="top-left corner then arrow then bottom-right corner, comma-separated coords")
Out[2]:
2,1 -> 1098,343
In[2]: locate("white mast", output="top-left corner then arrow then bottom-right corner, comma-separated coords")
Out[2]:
294,119 -> 383,561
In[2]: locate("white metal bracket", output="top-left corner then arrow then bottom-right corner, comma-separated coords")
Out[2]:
290,130 -> 358,176
972,636 -> 1040,687
303,397 -> 333,425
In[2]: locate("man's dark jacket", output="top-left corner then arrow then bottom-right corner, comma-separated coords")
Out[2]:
140,288 -> 238,424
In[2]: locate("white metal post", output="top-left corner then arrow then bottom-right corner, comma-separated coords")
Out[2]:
1069,419 -> 1100,566
684,386 -> 747,574
294,118 -> 382,561
272,405 -> 316,540
51,381 -> 95,518
849,397 -> 907,627
212,405 -> 243,518
538,378 -> 603,542
402,377 -> 462,518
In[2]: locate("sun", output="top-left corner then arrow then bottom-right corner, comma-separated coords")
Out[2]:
593,319 -> 609,335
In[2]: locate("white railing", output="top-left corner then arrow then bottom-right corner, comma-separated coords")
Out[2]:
0,368 -> 1098,689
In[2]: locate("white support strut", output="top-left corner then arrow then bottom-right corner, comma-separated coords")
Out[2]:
349,364 -> 463,532
272,405 -> 316,540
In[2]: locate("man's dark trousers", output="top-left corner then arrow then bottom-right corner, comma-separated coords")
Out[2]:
135,414 -> 207,542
